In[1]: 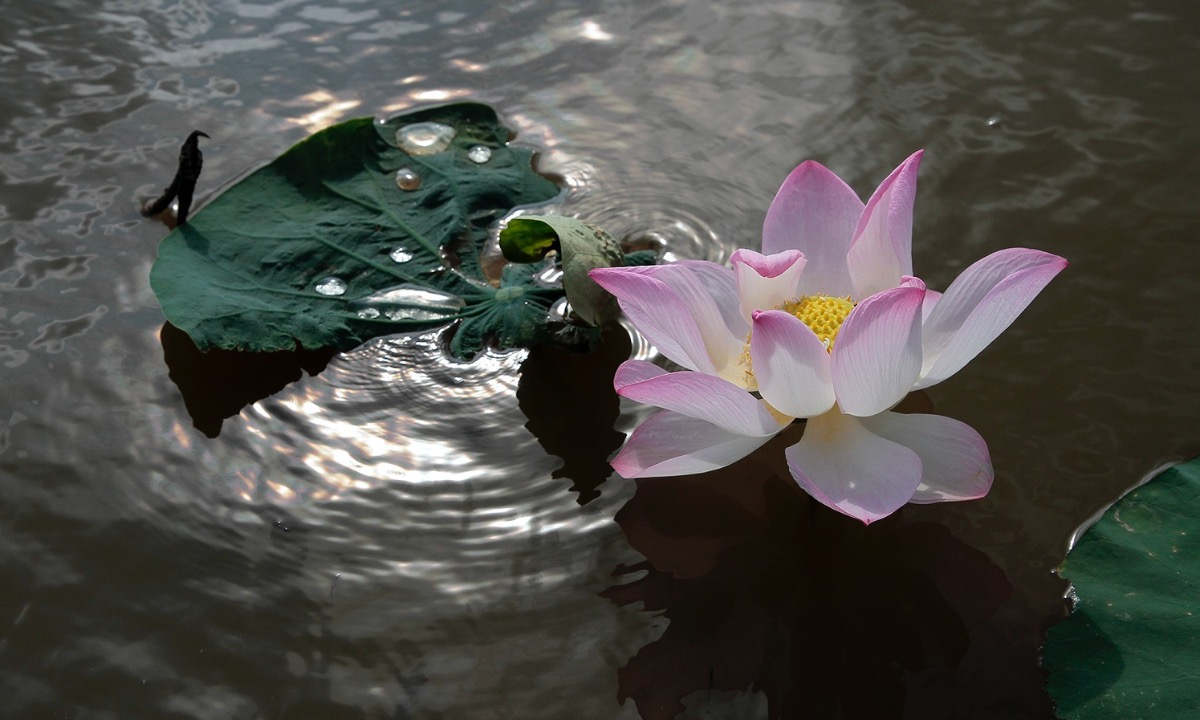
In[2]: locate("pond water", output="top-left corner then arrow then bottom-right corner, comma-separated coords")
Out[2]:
2,0 -> 1198,718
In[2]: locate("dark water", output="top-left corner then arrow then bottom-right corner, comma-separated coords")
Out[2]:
2,0 -> 1199,718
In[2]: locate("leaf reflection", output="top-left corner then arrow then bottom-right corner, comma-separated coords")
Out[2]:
602,425 -> 1012,719
516,324 -> 630,505
160,322 -> 335,437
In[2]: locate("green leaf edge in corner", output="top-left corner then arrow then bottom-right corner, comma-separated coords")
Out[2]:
1042,456 -> 1200,719
149,101 -> 562,358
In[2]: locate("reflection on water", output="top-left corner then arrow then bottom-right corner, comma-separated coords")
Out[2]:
604,429 -> 1015,717
1,0 -> 1199,717
161,322 -> 335,437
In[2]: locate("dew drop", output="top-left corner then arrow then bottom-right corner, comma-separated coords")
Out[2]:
389,246 -> 414,263
395,168 -> 421,191
467,145 -> 493,163
535,264 -> 564,286
547,297 -> 571,322
348,284 -> 466,322
356,307 -> 381,319
314,277 -> 347,296
395,122 -> 456,155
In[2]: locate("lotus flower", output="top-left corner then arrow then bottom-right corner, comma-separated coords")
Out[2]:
590,151 -> 1067,523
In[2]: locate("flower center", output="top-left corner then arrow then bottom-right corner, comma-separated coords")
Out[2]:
780,294 -> 856,350
736,294 -> 856,389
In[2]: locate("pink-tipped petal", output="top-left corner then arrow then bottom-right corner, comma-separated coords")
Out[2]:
612,359 -> 669,389
749,310 -> 836,418
667,260 -> 749,343
784,410 -> 922,524
846,150 -> 923,298
590,264 -> 742,375
831,283 -> 926,416
590,267 -> 713,373
732,249 -> 807,320
763,160 -> 864,298
859,411 -> 993,503
915,248 -> 1068,390
616,365 -> 785,437
612,409 -> 777,478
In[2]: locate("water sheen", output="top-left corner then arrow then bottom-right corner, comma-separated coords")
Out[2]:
1,0 -> 1198,718
348,284 -> 465,321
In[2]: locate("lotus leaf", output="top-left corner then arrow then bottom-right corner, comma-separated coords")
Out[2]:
1043,457 -> 1200,718
150,102 -> 561,357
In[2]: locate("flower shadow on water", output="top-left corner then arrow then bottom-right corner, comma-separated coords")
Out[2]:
602,418 -> 1013,720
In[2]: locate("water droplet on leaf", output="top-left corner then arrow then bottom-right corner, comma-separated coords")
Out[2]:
535,264 -> 563,286
389,247 -> 414,263
314,277 -> 347,296
467,145 -> 492,163
356,307 -> 381,319
394,168 -> 421,191
547,297 -> 571,322
348,284 -> 466,321
395,122 -> 456,155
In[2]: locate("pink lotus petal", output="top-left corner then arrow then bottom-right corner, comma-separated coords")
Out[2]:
915,248 -> 1068,389
612,359 -> 669,389
921,288 -> 942,323
749,309 -> 836,418
590,264 -> 742,375
859,411 -> 993,503
831,282 -> 926,417
784,411 -> 922,523
616,363 -> 785,437
732,249 -> 806,320
612,409 -> 777,478
846,150 -> 923,298
666,260 -> 749,342
762,160 -> 863,298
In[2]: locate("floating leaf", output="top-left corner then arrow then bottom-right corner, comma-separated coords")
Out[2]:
500,216 -> 624,326
1043,457 -> 1200,718
149,102 -> 561,357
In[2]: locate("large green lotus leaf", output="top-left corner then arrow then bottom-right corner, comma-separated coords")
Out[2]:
150,102 -> 561,357
1043,458 -> 1200,718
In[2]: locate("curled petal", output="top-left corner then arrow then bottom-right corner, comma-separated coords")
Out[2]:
590,264 -> 742,375
915,248 -> 1068,389
832,283 -> 926,416
784,411 -> 922,524
763,160 -> 863,297
749,310 -> 835,418
612,358 -> 669,388
847,150 -> 923,298
859,411 -> 993,503
612,409 -> 777,478
732,249 -> 806,321
615,363 -> 785,437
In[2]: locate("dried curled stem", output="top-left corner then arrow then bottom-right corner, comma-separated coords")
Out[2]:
141,130 -> 209,225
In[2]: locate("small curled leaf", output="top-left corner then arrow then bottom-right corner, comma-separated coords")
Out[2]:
499,218 -> 560,262
500,216 -> 624,326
